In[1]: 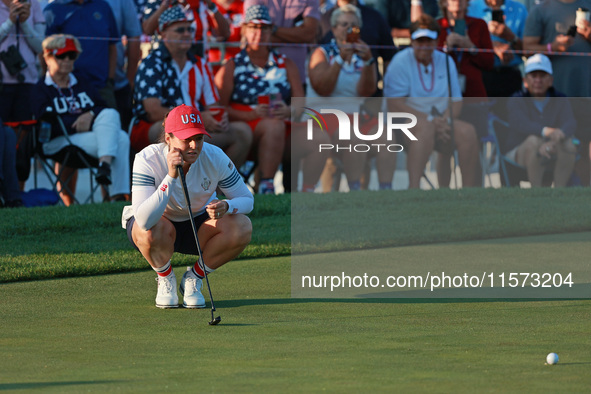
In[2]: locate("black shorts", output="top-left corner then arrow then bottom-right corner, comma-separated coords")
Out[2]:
126,212 -> 210,255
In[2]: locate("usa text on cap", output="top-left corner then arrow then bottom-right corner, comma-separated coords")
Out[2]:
165,104 -> 211,140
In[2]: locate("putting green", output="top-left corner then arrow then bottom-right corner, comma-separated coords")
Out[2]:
2,251 -> 590,392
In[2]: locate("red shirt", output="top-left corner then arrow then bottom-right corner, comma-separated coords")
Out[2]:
437,16 -> 494,98
208,0 -> 244,74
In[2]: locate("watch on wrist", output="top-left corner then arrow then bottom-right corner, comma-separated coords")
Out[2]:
335,54 -> 344,66
271,25 -> 278,35
364,57 -> 376,67
88,110 -> 96,117
208,1 -> 218,12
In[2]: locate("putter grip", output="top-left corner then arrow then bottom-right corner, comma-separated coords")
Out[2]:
176,165 -> 192,210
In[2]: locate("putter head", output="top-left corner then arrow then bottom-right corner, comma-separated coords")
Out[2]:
208,316 -> 221,325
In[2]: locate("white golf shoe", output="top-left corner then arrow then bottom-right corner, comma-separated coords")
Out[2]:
155,271 -> 179,308
179,268 -> 206,309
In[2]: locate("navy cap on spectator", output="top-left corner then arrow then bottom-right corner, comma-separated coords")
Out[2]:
158,6 -> 189,33
244,4 -> 272,25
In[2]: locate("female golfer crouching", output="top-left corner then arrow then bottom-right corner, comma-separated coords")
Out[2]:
121,104 -> 253,308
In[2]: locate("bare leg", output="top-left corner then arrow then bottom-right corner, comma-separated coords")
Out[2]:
553,138 -> 577,187
407,123 -> 435,189
132,217 -> 176,269
196,214 -> 252,269
254,119 -> 285,179
54,162 -> 78,206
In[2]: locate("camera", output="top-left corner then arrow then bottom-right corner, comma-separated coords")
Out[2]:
0,45 -> 27,81
346,26 -> 360,43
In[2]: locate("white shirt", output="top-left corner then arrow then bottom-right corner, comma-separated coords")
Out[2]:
384,47 -> 462,115
121,142 -> 253,230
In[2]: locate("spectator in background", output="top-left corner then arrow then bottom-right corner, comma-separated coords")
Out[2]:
44,0 -> 119,109
142,0 -> 230,57
308,4 -> 387,191
385,14 -> 479,189
243,0 -> 319,88
0,120 -> 23,207
0,0 -> 44,120
243,0 -> 320,192
133,6 -> 251,166
506,54 -> 577,187
215,4 -> 306,194
436,0 -> 493,187
467,0 -> 527,99
394,0 -> 439,39
319,0 -> 395,80
33,34 -> 130,205
523,0 -> 591,186
208,0 -> 244,74
105,0 -> 143,130
0,0 -> 45,183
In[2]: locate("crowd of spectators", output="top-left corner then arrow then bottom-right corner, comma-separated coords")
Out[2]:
2,0 -> 591,207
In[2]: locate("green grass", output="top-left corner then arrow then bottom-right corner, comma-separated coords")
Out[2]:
2,189 -> 591,392
2,188 -> 591,282
1,259 -> 590,392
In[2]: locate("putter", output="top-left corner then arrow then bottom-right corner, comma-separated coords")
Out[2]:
177,165 -> 221,325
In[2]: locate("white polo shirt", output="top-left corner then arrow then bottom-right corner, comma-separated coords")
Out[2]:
121,142 -> 253,230
384,47 -> 462,115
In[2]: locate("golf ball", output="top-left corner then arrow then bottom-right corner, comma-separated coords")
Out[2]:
546,352 -> 559,365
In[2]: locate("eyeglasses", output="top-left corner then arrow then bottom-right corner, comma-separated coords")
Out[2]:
336,21 -> 359,29
55,52 -> 77,60
173,26 -> 196,34
246,24 -> 272,31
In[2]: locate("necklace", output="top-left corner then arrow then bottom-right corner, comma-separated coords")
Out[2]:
50,76 -> 81,114
416,58 -> 435,93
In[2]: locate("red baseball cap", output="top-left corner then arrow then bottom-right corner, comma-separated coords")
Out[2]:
49,37 -> 80,56
165,105 -> 211,139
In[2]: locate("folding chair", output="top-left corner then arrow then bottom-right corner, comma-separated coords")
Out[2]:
36,114 -> 106,205
486,113 -> 557,187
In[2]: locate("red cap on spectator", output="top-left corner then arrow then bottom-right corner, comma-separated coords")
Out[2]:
50,38 -> 79,56
165,105 -> 211,140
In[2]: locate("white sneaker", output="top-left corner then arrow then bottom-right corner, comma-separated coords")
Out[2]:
179,268 -> 206,309
155,271 -> 179,308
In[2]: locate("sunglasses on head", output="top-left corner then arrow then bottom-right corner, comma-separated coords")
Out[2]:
55,52 -> 77,60
173,26 -> 196,34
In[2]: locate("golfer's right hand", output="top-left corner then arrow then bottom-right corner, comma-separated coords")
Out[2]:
167,148 -> 183,178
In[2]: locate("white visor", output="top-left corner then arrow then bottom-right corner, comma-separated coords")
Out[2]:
411,29 -> 438,40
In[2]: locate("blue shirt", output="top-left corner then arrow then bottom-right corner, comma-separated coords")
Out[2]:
467,0 -> 528,68
44,0 -> 120,89
105,0 -> 142,90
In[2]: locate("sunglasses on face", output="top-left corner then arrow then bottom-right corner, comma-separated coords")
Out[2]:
336,21 -> 359,29
55,52 -> 77,60
247,24 -> 272,30
173,26 -> 196,34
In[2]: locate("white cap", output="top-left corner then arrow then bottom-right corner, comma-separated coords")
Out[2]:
525,53 -> 553,75
411,29 -> 438,40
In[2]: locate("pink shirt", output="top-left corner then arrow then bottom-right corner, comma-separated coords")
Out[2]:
243,0 -> 320,82
0,0 -> 44,84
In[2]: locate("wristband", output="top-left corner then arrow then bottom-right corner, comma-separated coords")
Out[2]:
88,110 -> 95,117
411,0 -> 423,5
334,54 -> 344,66
546,43 -> 552,53
364,57 -> 376,67
271,25 -> 278,35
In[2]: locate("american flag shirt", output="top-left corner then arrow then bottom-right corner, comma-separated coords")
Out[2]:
133,43 -> 219,121
231,48 -> 292,107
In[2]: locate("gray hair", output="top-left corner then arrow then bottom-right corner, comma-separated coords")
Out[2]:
331,4 -> 363,28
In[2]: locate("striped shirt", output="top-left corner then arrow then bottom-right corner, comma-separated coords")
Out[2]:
122,142 -> 253,229
133,43 -> 219,121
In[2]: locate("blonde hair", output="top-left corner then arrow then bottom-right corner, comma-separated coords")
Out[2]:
42,34 -> 83,56
331,4 -> 363,28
